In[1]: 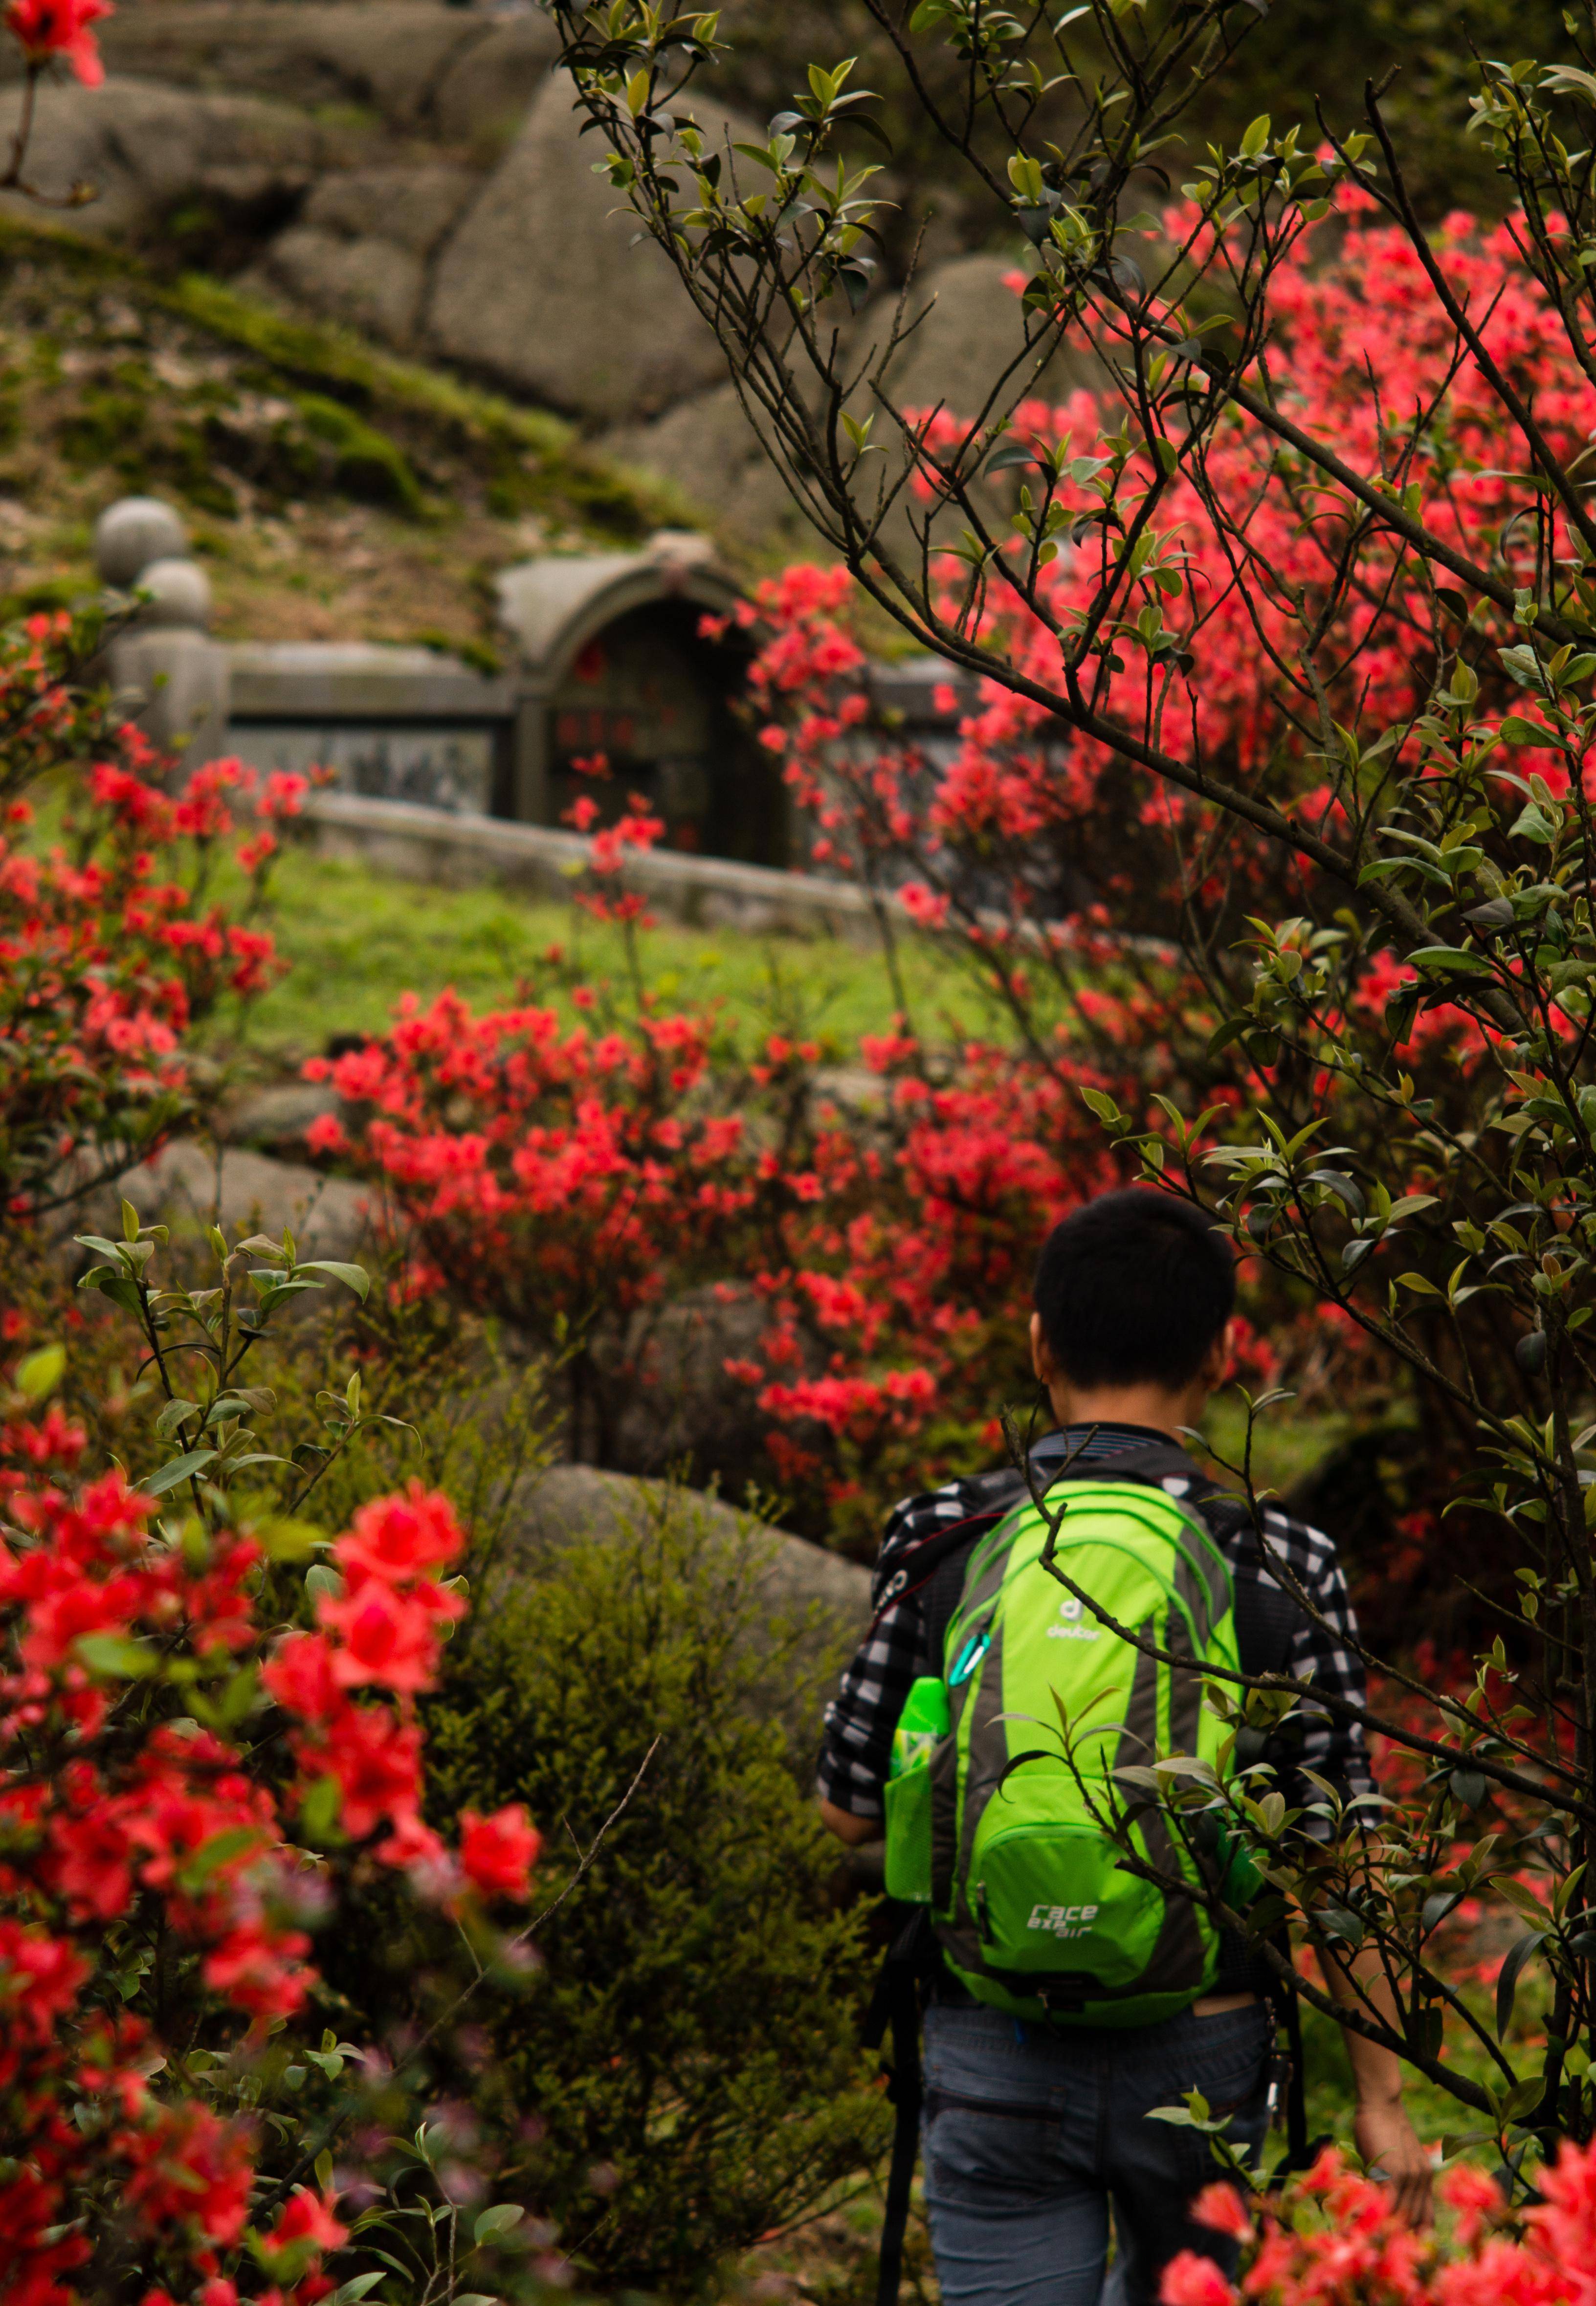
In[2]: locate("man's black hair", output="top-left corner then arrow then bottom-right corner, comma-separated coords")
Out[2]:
1033,1188 -> 1236,1391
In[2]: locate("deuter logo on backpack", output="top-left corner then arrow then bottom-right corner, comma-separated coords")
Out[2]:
1027,1901 -> 1100,1940
1046,1593 -> 1101,1641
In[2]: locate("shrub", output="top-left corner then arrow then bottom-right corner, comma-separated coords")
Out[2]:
0,1217 -> 553,2304
0,611 -> 304,1219
1159,2138 -> 1596,2303
345,1487 -> 892,2297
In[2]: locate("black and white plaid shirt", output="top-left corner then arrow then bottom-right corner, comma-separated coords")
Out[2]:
817,1422 -> 1375,1820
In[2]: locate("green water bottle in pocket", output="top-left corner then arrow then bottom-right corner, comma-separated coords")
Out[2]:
883,1675 -> 950,1904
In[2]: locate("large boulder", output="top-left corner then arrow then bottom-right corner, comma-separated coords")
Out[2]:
66,2 -> 558,136
424,70 -> 750,422
251,164 -> 477,345
112,1138 -> 372,1265
849,251 -> 1106,423
430,14 -> 566,144
603,254 -> 1108,541
496,1463 -> 871,1722
601,380 -> 815,549
0,74 -> 319,240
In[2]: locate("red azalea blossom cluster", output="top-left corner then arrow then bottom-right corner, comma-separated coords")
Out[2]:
302,213 -> 1596,1539
0,1385 -> 538,2304
305,982 -> 1278,1530
744,204 -> 1584,1034
1,621 -> 305,1219
1160,2140 -> 1596,2305
559,753 -> 667,927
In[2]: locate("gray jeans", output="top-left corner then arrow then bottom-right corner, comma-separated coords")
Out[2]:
921,1998 -> 1273,2306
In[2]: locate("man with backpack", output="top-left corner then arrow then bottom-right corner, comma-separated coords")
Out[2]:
818,1188 -> 1431,2306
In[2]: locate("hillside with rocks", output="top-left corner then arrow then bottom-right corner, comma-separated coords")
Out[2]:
0,210 -> 688,652
0,0 -> 1111,570
0,0 -> 1504,619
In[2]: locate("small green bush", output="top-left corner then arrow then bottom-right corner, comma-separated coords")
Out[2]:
341,1495 -> 888,2298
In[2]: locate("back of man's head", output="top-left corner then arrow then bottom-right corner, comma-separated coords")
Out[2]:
1034,1189 -> 1236,1392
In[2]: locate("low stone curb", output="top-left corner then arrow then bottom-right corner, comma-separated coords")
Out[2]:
303,791 -> 897,943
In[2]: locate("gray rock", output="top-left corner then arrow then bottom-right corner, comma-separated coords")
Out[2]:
496,1463 -> 871,1714
429,13 -> 565,142
222,1083 -> 345,1155
849,250 -> 1107,426
601,381 -> 814,548
302,163 -> 476,255
258,225 -> 426,346
0,75 -> 319,241
256,164 -> 480,346
602,254 -> 1108,544
116,1139 -> 372,1265
424,70 -> 751,421
604,1281 -> 777,1488
77,3 -> 507,133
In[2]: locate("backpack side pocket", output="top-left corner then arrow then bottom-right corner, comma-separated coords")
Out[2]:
884,1759 -> 934,1903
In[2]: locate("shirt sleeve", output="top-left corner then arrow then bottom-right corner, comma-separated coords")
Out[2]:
815,1585 -> 927,1819
1255,1509 -> 1377,1818
814,1484 -> 971,1820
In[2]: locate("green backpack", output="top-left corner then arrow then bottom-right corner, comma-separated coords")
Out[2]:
882,1472 -> 1257,2028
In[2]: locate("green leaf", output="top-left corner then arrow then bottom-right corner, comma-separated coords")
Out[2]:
326,2278 -> 387,2306
255,1517 -> 324,1562
298,1774 -> 343,1842
14,1344 -> 65,1400
1510,801 -> 1560,844
474,2204 -> 525,2244
180,1824 -> 266,1891
1499,2073 -> 1546,2124
1407,947 -> 1496,976
76,1632 -> 159,1679
86,1273 -> 145,1318
1079,1086 -> 1123,1124
294,1261 -> 371,1302
1497,1929 -> 1547,2040
144,1449 -> 219,1496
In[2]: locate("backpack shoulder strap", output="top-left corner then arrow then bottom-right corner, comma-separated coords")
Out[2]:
900,1471 -> 1029,1676
1057,1443 -> 1308,1676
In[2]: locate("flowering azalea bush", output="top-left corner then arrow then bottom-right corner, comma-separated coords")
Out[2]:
0,1212 -> 546,2303
306,952 -> 1226,1530
1,612 -> 303,1220
1159,2141 -> 1596,2305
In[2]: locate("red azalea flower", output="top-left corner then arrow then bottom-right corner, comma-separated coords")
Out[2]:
4,0 -> 111,86
459,1805 -> 541,1902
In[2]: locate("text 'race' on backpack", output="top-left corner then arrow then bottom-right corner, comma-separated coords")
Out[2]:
882,1462 -> 1258,2026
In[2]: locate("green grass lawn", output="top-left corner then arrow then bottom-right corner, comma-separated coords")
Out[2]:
221,844 -> 1000,1072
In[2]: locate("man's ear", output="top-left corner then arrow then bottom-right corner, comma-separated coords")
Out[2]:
1200,1319 -> 1237,1391
1029,1310 -> 1052,1386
